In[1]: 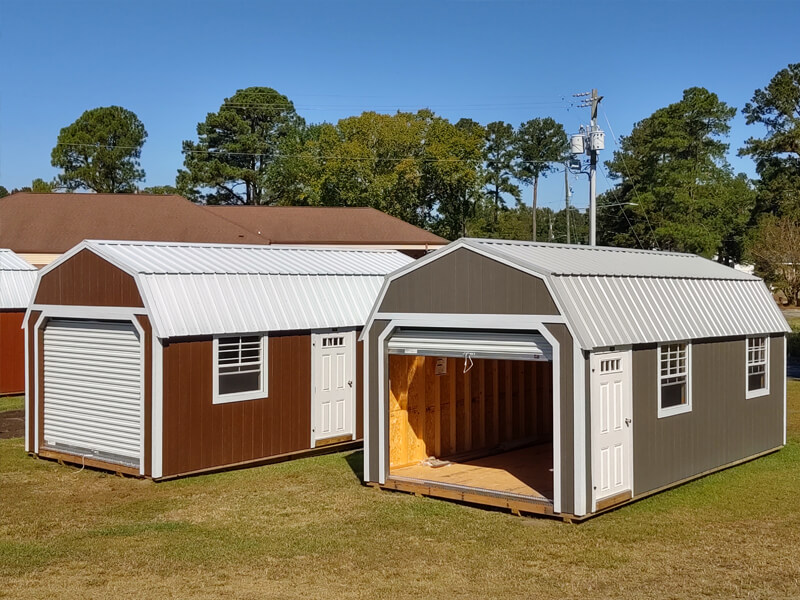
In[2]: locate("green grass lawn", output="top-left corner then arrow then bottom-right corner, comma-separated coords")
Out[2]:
0,395 -> 23,413
1,387 -> 799,599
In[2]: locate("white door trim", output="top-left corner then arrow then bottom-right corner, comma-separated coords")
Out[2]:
590,349 -> 634,512
31,308 -> 147,473
375,317 -> 562,514
310,329 -> 357,447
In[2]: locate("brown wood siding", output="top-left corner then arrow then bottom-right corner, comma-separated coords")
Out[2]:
161,333 -> 313,477
35,249 -> 143,307
135,315 -> 153,477
26,310 -> 40,451
0,311 -> 26,395
632,335 -> 785,496
388,355 -> 553,469
379,248 -> 559,315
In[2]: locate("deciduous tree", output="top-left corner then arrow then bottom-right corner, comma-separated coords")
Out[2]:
51,106 -> 147,193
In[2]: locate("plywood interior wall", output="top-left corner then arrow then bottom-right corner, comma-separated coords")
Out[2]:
389,355 -> 553,469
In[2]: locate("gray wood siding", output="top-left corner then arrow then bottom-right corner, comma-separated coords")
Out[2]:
548,323 -> 574,515
632,335 -> 785,495
368,320 -> 390,482
379,248 -> 559,315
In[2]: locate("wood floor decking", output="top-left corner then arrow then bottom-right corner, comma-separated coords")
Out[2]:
386,444 -> 554,514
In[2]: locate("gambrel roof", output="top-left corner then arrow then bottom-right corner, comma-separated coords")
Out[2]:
365,239 -> 789,350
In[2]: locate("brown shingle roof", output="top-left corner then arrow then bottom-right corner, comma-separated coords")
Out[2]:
0,193 -> 266,253
201,206 -> 446,246
0,193 -> 446,254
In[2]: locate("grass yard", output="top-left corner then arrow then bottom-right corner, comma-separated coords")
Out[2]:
1,388 -> 799,599
0,395 -> 23,413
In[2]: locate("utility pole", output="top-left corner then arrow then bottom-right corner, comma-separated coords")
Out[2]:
572,89 -> 604,246
564,163 -> 571,244
588,89 -> 601,246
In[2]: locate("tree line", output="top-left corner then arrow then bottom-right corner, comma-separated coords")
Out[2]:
2,63 -> 800,300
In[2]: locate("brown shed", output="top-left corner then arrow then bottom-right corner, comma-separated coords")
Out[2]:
0,249 -> 37,396
24,240 -> 411,478
361,239 -> 790,519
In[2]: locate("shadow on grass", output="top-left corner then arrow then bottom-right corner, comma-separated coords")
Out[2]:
344,450 -> 364,482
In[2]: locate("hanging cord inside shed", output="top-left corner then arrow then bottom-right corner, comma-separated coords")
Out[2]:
463,352 -> 474,373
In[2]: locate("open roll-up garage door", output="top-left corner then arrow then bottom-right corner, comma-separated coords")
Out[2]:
387,329 -> 552,362
42,319 -> 143,468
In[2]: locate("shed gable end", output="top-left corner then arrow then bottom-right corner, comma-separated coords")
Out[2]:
378,247 -> 559,316
36,249 -> 143,308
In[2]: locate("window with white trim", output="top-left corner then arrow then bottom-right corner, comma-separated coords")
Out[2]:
213,335 -> 268,403
658,343 -> 691,417
746,336 -> 769,398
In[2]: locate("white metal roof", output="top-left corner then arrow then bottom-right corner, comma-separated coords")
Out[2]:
0,249 -> 37,309
366,239 -> 789,350
49,241 -> 413,339
470,239 -> 757,280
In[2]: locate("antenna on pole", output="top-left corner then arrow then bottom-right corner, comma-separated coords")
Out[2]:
570,89 -> 604,246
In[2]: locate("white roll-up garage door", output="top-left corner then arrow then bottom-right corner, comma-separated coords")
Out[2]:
43,319 -> 142,468
387,329 -> 552,362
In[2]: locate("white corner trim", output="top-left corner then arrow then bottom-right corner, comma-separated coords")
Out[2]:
783,334 -> 787,446
572,345 -> 587,517
363,330 -> 371,481
23,315 -> 30,453
151,336 -> 164,479
211,334 -> 269,404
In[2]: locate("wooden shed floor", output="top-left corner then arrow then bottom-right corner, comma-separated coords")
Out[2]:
388,443 -> 553,502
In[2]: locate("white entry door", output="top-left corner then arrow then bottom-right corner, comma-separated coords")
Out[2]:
311,331 -> 356,446
591,351 -> 633,504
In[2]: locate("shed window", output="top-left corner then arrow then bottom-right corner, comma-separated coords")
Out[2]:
213,335 -> 268,404
658,343 -> 691,418
746,337 -> 769,398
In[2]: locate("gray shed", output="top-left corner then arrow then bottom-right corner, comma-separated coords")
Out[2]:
361,239 -> 790,519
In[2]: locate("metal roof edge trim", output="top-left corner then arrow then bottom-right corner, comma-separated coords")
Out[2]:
84,239 -> 409,254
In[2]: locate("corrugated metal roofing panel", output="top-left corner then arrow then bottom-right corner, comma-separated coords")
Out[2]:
470,238 -> 755,280
89,241 -> 411,275
550,276 -> 789,349
0,248 -> 37,271
138,273 -> 387,338
0,249 -> 37,309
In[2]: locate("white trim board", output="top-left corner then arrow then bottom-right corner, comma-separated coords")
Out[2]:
374,316 -> 563,515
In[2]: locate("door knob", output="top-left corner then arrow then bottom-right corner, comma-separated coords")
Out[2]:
348,380 -> 353,387
625,418 -> 631,426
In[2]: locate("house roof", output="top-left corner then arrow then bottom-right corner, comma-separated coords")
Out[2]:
0,193 -> 265,253
0,193 -> 446,254
35,240 -> 413,339
0,248 -> 37,309
365,238 -> 789,350
202,205 -> 446,247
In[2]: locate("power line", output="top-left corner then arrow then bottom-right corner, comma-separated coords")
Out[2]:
598,164 -> 646,250
53,142 -> 485,163
601,107 -> 661,250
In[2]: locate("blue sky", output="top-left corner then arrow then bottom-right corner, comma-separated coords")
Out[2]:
1,0 -> 798,213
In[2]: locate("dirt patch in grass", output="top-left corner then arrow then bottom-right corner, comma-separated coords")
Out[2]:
0,410 -> 24,439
